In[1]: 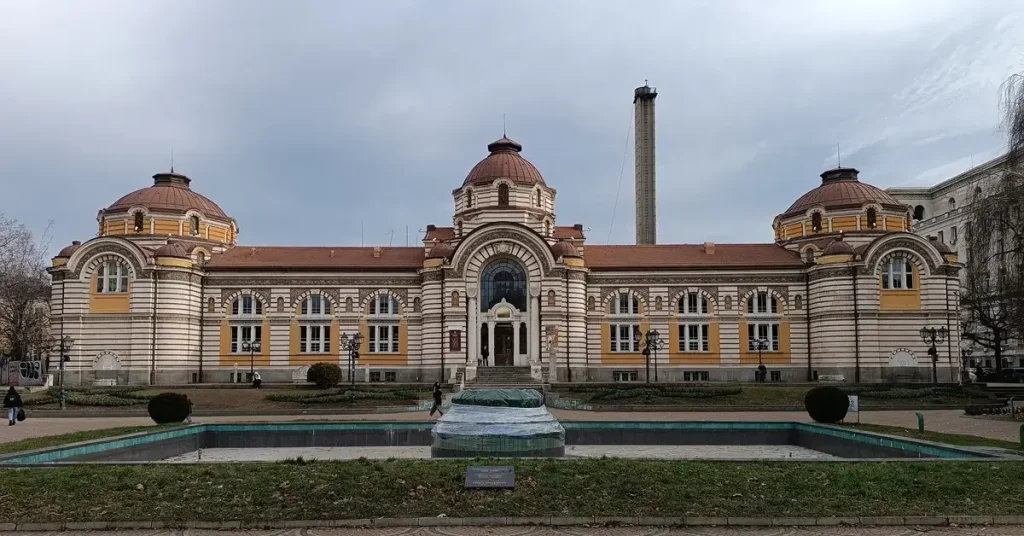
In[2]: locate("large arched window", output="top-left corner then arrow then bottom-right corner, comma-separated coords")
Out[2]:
480,259 -> 527,311
189,215 -> 200,236
133,211 -> 145,233
811,212 -> 823,232
866,208 -> 878,229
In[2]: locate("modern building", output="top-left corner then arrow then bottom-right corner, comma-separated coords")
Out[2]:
888,154 -> 1024,369
47,138 -> 964,386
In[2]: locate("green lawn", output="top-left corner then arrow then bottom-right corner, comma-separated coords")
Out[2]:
0,425 -> 184,455
1,460 -> 1022,523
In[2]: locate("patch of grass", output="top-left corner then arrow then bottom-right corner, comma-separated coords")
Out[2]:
841,423 -> 1024,452
1,459 -> 1023,523
0,425 -> 184,455
265,389 -> 425,405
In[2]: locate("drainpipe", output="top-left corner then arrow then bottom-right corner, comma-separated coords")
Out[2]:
440,266 -> 445,383
804,271 -> 812,382
852,265 -> 861,384
198,272 -> 205,384
565,268 -> 571,383
150,271 -> 158,385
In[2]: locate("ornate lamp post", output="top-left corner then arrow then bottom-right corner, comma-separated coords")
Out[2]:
240,339 -> 261,383
635,329 -> 666,383
56,336 -> 73,410
919,326 -> 948,385
340,332 -> 363,386
960,340 -> 975,384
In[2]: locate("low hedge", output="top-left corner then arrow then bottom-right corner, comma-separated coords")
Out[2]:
964,404 -> 1022,417
17,388 -> 154,407
848,386 -> 991,400
65,392 -> 146,407
265,389 -> 422,405
587,386 -> 742,402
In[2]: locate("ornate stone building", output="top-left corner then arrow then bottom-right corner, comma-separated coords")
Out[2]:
48,138 -> 962,385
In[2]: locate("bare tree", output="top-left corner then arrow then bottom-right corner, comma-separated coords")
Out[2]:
0,214 -> 52,365
961,73 -> 1024,371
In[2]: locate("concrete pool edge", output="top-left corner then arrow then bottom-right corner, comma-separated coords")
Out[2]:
1,420 -> 1017,465
5,514 -> 1024,531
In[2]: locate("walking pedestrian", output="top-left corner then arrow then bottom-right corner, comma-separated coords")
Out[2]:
429,381 -> 444,417
4,386 -> 23,426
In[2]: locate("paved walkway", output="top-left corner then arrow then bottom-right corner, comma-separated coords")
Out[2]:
3,527 -> 1023,535
2,408 -> 1021,445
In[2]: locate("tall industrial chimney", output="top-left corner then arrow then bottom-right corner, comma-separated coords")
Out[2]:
634,82 -> 658,245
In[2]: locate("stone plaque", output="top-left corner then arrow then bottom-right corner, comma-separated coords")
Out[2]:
465,466 -> 515,489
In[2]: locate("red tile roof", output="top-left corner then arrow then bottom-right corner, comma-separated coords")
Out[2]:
584,244 -> 803,270
205,246 -> 424,270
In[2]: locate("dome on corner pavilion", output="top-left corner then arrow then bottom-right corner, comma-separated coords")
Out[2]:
462,137 -> 546,188
781,167 -> 904,219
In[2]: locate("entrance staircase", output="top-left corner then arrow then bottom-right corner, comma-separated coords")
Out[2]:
468,366 -> 542,389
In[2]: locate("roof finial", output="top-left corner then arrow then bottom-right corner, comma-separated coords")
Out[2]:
836,142 -> 841,167
502,113 -> 506,137
170,148 -> 174,173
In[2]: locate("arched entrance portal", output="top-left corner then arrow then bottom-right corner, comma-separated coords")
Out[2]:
478,259 -> 529,367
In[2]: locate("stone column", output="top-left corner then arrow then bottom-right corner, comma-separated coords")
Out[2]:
487,321 -> 496,366
513,320 -> 521,366
530,296 -> 540,363
467,297 -> 477,365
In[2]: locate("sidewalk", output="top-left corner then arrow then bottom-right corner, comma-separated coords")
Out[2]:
2,408 -> 1020,445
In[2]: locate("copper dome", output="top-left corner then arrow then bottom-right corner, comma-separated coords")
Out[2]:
822,238 -> 855,256
551,240 -> 580,258
154,241 -> 190,259
56,241 -> 82,258
781,167 -> 903,219
427,241 -> 456,259
462,137 -> 545,187
105,172 -> 231,221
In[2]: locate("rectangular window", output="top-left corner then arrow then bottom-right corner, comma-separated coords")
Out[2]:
938,230 -> 944,244
369,371 -> 382,382
230,325 -> 262,353
683,371 -> 710,382
300,325 -> 331,353
881,257 -> 914,289
951,226 -> 958,245
770,370 -> 781,382
610,324 -> 640,352
678,323 -> 710,352
368,325 -> 399,353
97,261 -> 129,293
384,371 -> 397,382
747,323 -> 780,352
613,371 -> 638,382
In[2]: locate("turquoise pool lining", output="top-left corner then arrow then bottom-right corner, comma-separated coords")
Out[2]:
0,421 -> 997,464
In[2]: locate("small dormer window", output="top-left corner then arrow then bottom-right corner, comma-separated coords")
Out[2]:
189,215 -> 200,236
811,212 -> 822,233
535,189 -> 542,207
866,208 -> 877,229
466,189 -> 474,208
133,212 -> 144,233
498,184 -> 510,206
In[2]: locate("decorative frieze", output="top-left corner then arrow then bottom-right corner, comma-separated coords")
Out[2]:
585,274 -> 803,286
204,276 -> 421,287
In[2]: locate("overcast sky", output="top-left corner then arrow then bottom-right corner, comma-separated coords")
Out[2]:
2,0 -> 1023,254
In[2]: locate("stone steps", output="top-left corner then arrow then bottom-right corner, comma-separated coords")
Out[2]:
471,366 -> 540,388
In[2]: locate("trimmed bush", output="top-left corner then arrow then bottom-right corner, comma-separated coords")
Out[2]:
307,362 -> 343,389
804,386 -> 850,423
147,393 -> 192,424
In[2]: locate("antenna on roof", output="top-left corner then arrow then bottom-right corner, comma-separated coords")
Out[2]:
502,113 -> 506,137
170,148 -> 175,173
836,142 -> 841,167
389,229 -> 394,247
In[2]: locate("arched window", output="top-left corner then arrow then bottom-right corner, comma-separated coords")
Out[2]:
466,189 -> 474,208
231,293 -> 264,316
811,212 -> 822,232
866,208 -> 877,229
276,297 -> 284,311
95,260 -> 130,293
133,211 -> 145,233
587,296 -> 596,311
913,205 -> 925,221
881,256 -> 914,289
746,291 -> 781,352
679,292 -> 709,314
725,296 -> 732,310
196,251 -> 207,266
535,189 -> 542,207
802,248 -> 814,263
451,291 -> 460,307
608,292 -> 641,353
654,296 -> 663,311
498,183 -> 510,206
368,294 -> 399,315
547,290 -> 556,307
345,297 -> 353,312
412,297 -> 421,313
794,295 -> 803,310
207,298 -> 215,313
948,198 -> 956,211
480,259 -> 528,311
189,215 -> 200,236
300,293 -> 331,315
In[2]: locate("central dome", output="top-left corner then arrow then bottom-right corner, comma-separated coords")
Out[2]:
781,167 -> 903,218
463,137 -> 546,187
105,172 -> 231,222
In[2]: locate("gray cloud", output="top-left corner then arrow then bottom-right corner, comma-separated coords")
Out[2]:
1,0 -> 1022,253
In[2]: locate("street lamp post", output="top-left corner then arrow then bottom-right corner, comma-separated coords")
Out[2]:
241,339 -> 262,384
919,326 -> 948,385
635,330 -> 666,383
56,336 -> 73,410
340,332 -> 363,386
754,338 -> 769,382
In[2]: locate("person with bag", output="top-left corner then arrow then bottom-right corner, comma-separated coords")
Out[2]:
4,386 -> 23,426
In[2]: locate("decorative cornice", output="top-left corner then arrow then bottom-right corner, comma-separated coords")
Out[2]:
586,275 -> 804,286
204,277 -> 421,287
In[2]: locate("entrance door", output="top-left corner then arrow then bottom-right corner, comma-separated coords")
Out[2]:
494,324 -> 514,366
